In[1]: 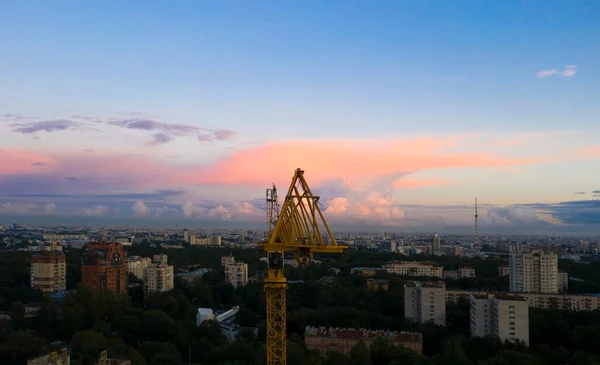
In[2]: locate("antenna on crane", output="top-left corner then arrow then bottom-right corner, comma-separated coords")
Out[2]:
474,198 -> 479,246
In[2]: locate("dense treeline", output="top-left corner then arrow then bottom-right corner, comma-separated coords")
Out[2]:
1,246 -> 600,364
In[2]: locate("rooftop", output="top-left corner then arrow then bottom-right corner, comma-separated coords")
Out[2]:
305,326 -> 422,343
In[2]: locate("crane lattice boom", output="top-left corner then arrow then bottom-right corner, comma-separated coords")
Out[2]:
259,168 -> 347,365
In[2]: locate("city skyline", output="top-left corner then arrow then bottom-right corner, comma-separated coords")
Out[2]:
1,1 -> 600,233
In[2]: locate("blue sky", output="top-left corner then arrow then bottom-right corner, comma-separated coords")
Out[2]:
0,0 -> 599,233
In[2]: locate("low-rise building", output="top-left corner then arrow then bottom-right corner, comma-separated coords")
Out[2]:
383,261 -> 443,278
458,267 -> 476,278
366,278 -> 389,291
27,348 -> 69,365
304,326 -> 423,355
497,266 -> 510,277
350,267 -> 382,277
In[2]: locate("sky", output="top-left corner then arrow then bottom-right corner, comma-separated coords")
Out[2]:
1,0 -> 600,234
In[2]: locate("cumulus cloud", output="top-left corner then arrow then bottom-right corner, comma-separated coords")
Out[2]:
132,200 -> 151,217
83,205 -> 110,217
537,65 -> 577,78
182,201 -> 263,221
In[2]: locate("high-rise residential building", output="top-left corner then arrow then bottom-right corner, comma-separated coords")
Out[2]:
432,234 -> 441,254
558,271 -> 569,293
509,246 -> 558,293
183,229 -> 189,243
144,262 -> 174,294
127,256 -> 152,279
469,293 -> 529,346
404,281 -> 446,326
82,241 -> 127,295
211,236 -> 222,245
31,251 -> 66,296
225,261 -> 248,288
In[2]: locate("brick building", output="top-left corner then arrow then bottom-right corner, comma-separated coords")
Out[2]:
82,242 -> 127,295
304,326 -> 423,355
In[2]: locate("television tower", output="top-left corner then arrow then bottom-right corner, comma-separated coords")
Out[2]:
474,198 -> 479,245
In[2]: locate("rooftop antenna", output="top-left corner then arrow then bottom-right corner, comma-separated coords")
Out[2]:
474,198 -> 479,245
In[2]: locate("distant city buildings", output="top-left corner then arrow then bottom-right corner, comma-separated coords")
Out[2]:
404,281 -> 446,326
509,245 -> 558,293
558,271 -> 569,293
469,293 -> 530,346
304,326 -> 423,355
432,234 -> 441,255
82,241 -> 127,295
30,247 -> 66,296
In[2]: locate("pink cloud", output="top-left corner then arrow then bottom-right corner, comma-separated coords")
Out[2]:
188,137 -> 542,186
0,149 -> 55,174
392,178 -> 450,189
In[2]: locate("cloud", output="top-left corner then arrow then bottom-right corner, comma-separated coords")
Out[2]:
31,162 -> 46,167
109,119 -> 198,136
9,120 -> 89,134
132,200 -> 151,217
82,205 -> 110,217
148,133 -> 174,145
561,65 -> 577,77
573,192 -> 586,195
392,178 -> 450,189
537,65 -> 577,79
190,136 -> 542,187
213,129 -> 237,141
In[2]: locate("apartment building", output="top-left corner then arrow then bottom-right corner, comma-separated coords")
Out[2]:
221,255 -> 235,267
144,256 -> 174,294
304,326 -> 423,355
82,241 -> 127,295
497,266 -> 510,277
31,251 -> 66,296
224,261 -> 248,288
558,271 -> 569,293
383,261 -> 443,278
127,256 -> 151,279
447,290 -> 600,312
27,348 -> 69,365
404,281 -> 446,326
458,267 -> 476,278
152,254 -> 168,265
470,293 -> 529,346
190,236 -> 222,246
509,246 -> 558,293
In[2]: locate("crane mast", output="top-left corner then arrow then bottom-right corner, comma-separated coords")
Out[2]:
259,168 -> 347,365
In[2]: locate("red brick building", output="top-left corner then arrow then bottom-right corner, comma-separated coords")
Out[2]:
304,326 -> 423,355
82,242 -> 127,295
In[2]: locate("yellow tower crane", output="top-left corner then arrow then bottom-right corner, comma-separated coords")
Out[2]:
258,168 -> 348,365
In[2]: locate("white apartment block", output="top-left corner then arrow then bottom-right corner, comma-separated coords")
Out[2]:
225,261 -> 248,288
469,293 -> 529,346
558,271 -> 569,293
404,281 -> 446,326
127,256 -> 152,279
509,246 -> 558,293
144,263 -> 174,294
458,267 -> 476,278
383,261 -> 443,278
447,290 -> 600,312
